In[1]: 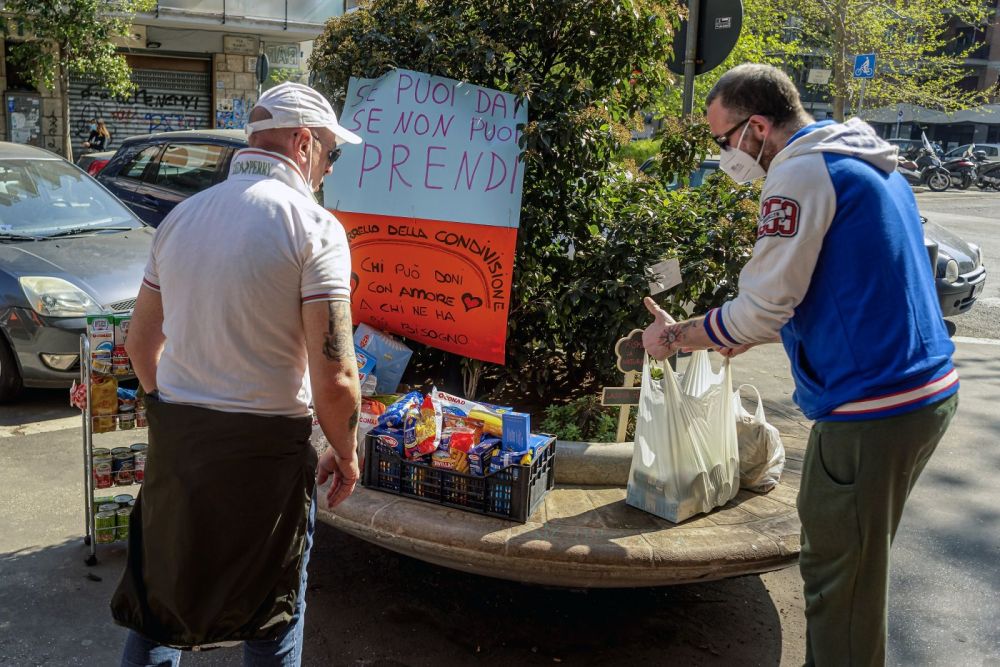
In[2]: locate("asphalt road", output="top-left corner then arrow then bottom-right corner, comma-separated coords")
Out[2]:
1,188 -> 997,666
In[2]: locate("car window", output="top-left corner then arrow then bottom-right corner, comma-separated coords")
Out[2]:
151,143 -> 226,195
0,159 -> 141,235
987,147 -> 999,157
120,145 -> 161,180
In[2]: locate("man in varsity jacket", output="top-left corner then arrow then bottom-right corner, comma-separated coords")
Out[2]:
642,64 -> 958,666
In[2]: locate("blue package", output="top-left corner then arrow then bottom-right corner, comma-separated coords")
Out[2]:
355,344 -> 376,376
501,411 -> 531,453
468,437 -> 501,476
354,323 -> 413,394
369,426 -> 404,455
377,391 -> 422,428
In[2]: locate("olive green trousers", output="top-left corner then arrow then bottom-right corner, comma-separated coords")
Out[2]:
797,393 -> 958,667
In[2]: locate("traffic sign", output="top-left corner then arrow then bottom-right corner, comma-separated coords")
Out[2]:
853,53 -> 876,78
668,0 -> 744,76
255,53 -> 270,85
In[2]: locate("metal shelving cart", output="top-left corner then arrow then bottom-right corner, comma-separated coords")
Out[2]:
79,334 -> 145,566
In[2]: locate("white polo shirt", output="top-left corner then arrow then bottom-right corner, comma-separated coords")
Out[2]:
143,148 -> 352,416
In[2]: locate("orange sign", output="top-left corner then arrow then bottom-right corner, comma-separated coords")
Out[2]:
335,211 -> 517,364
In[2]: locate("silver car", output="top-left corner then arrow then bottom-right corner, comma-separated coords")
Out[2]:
0,143 -> 151,401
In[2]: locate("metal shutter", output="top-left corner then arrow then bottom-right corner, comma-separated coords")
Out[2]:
69,68 -> 212,158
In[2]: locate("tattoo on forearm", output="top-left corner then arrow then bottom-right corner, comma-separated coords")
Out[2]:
659,320 -> 699,349
322,301 -> 354,361
347,406 -> 359,431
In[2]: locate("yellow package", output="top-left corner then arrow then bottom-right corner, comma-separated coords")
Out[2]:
91,375 -> 118,434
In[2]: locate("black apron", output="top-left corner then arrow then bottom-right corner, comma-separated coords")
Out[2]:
111,394 -> 316,647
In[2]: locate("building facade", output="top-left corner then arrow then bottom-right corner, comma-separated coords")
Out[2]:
1,0 -> 349,158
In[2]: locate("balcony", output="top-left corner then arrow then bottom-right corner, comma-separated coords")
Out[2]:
151,0 -> 345,32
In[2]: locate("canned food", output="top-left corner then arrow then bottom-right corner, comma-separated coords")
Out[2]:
110,447 -> 129,456
97,503 -> 119,513
129,443 -> 147,453
115,507 -> 131,541
93,448 -> 111,457
112,452 -> 135,486
93,453 -> 113,489
93,415 -> 116,433
95,511 -> 116,544
113,494 -> 133,506
93,495 -> 114,507
134,452 -> 146,483
118,410 -> 135,430
135,410 -> 147,428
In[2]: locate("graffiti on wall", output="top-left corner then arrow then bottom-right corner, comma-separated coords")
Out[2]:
215,96 -> 255,130
72,80 -> 209,145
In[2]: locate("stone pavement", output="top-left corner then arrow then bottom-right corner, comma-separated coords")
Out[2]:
319,350 -> 806,588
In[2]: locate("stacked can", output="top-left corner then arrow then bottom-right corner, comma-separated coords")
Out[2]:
111,447 -> 134,485
131,443 -> 147,483
92,448 -> 113,489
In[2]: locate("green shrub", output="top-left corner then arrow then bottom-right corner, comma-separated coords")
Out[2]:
541,396 -> 618,442
312,0 -> 758,398
616,138 -> 659,168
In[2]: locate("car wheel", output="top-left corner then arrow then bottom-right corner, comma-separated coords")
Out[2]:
927,170 -> 950,192
944,319 -> 957,338
0,336 -> 24,403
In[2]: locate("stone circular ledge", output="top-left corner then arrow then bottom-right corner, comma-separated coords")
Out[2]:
318,441 -> 800,588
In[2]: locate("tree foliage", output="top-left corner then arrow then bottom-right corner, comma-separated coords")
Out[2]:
787,0 -> 993,120
312,0 -> 758,396
1,0 -> 154,159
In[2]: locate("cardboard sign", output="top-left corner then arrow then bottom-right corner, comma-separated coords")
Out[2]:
327,69 -> 527,365
646,257 -> 681,296
328,68 -> 527,228
614,329 -> 645,374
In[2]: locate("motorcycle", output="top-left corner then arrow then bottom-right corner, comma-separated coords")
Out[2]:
896,147 -> 951,192
972,150 -> 1000,191
942,145 -> 978,190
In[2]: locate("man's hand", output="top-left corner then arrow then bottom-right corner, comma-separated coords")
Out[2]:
642,297 -> 679,360
717,343 -> 757,358
317,447 -> 360,509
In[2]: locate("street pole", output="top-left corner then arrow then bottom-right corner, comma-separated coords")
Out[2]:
856,78 -> 866,118
681,0 -> 701,116
894,104 -> 902,138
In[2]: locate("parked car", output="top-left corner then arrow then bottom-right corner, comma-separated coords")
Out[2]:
97,129 -> 247,227
943,143 -> 1000,162
76,150 -> 116,177
923,217 -> 987,317
0,142 -> 152,401
641,157 -> 987,320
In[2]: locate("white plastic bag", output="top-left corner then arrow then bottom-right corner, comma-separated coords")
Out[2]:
626,351 -> 740,523
734,384 -> 785,493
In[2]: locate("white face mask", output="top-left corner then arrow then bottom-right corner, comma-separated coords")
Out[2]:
719,123 -> 767,184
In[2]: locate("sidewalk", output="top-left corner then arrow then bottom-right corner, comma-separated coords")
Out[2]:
1,341 -> 996,665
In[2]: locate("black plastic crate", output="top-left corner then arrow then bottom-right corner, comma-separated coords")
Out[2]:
362,434 -> 556,523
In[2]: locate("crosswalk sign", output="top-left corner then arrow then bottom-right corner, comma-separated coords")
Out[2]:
853,54 -> 876,78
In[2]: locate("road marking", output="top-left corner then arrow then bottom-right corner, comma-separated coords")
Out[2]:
953,336 -> 1000,346
0,415 -> 81,438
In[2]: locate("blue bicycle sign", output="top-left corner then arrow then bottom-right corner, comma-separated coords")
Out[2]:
853,54 -> 876,78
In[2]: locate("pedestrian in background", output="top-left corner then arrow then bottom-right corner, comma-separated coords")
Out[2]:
83,119 -> 111,151
113,82 -> 363,666
641,63 -> 958,665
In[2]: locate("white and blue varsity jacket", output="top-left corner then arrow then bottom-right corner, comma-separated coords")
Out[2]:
704,119 -> 958,421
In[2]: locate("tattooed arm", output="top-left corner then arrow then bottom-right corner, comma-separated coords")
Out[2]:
641,297 -> 723,360
303,299 -> 361,508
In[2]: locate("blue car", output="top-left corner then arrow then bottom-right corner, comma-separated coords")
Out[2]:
97,130 -> 247,227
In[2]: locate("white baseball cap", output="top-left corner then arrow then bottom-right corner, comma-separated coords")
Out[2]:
246,82 -> 362,144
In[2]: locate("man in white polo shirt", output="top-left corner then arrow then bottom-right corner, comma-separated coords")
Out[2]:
112,83 -> 363,665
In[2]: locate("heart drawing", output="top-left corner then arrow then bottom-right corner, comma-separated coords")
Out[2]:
461,293 -> 483,312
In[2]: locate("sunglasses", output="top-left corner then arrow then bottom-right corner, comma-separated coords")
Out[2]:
307,131 -> 342,165
713,116 -> 752,149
